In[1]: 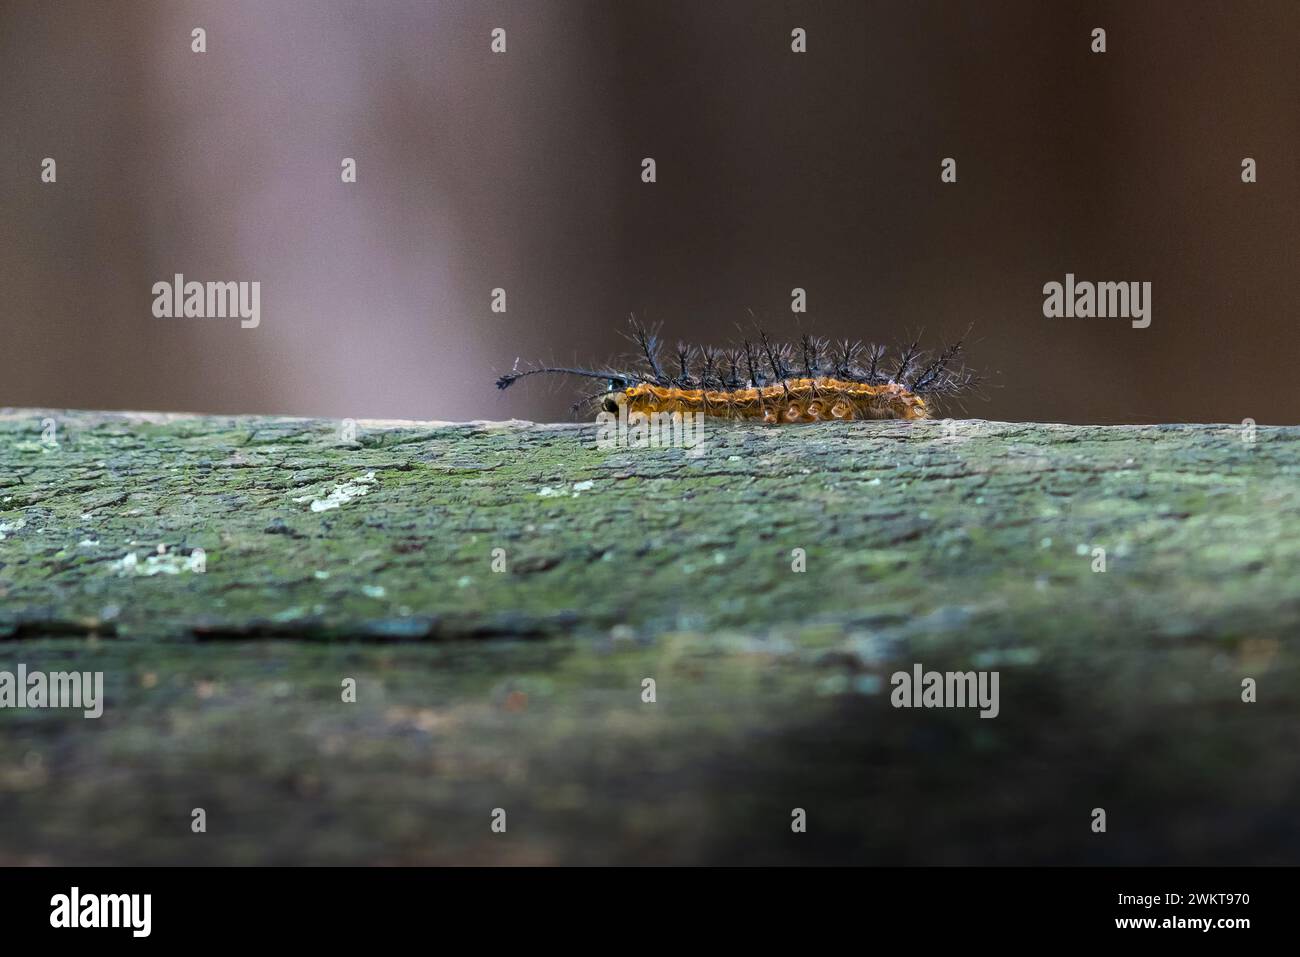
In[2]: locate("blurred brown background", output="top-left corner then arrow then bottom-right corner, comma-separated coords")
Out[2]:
1,0 -> 1296,425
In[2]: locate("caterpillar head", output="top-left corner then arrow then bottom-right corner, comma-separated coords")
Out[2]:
600,381 -> 627,415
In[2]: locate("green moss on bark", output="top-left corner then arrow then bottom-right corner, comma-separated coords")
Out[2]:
0,410 -> 1297,863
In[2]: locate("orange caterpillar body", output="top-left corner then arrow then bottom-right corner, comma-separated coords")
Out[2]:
621,378 -> 928,422
497,320 -> 972,423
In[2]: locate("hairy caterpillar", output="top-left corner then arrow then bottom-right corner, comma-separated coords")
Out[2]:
496,319 -> 975,423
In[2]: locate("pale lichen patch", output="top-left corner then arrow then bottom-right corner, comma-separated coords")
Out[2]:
112,547 -> 203,577
0,517 -> 27,540
294,470 -> 378,512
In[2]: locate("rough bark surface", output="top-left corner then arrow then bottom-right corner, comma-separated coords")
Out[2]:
1,409 -> 1297,864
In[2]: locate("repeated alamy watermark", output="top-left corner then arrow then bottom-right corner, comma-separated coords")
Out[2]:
890,663 -> 999,718
152,273 -> 260,328
0,664 -> 104,718
50,887 -> 150,937
595,397 -> 706,454
1043,273 -> 1150,329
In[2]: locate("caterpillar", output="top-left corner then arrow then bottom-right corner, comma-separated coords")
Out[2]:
496,319 -> 976,423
